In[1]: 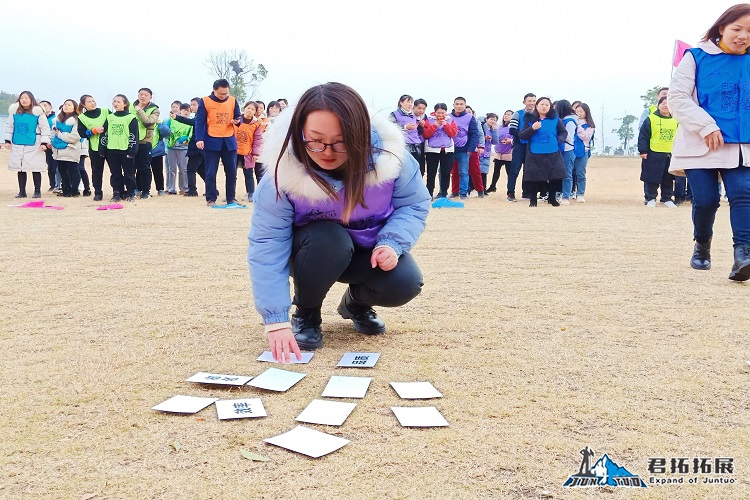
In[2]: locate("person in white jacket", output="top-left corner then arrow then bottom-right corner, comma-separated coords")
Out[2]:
50,99 -> 82,197
668,3 -> 750,281
4,91 -> 51,198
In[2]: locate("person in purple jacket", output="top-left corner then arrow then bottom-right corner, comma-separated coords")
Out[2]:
448,97 -> 480,199
248,82 -> 431,363
389,94 -> 424,169
487,110 -> 514,193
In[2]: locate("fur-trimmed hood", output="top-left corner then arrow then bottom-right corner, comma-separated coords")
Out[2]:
8,103 -> 44,116
259,107 -> 407,202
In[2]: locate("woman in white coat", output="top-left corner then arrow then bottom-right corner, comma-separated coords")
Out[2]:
668,3 -> 750,281
4,91 -> 51,198
51,99 -> 82,197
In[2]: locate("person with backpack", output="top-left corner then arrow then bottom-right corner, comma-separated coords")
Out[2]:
556,100 -> 578,205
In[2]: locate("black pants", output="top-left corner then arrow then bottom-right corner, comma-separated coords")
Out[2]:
17,171 -> 41,194
57,160 -> 80,196
490,158 -> 510,190
645,179 -> 675,202
290,221 -> 423,310
529,179 -> 562,200
187,153 -> 205,195
409,145 -> 425,177
238,155 -> 264,196
134,143 -> 152,194
151,155 -> 165,192
106,153 -> 136,197
45,149 -> 57,189
78,156 -> 90,192
89,151 -> 106,196
204,145 -> 237,203
425,151 -> 453,197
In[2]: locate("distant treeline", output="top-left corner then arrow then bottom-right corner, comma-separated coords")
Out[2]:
1,91 -> 19,113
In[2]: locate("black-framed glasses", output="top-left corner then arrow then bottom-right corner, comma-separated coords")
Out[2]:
302,132 -> 347,153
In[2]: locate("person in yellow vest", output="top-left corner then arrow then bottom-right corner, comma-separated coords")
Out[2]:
194,79 -> 242,206
99,94 -> 139,202
77,95 -> 109,201
130,87 -> 160,199
638,96 -> 678,208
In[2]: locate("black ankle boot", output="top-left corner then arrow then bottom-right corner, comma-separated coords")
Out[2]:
549,192 -> 560,206
337,290 -> 386,335
291,308 -> 323,349
729,244 -> 750,281
690,239 -> 711,270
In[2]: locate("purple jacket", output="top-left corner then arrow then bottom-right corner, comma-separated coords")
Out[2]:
494,126 -> 513,154
425,116 -> 454,149
390,109 -> 422,145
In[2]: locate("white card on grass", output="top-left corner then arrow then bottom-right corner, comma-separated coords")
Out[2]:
391,406 -> 449,427
296,399 -> 357,426
337,352 -> 380,368
152,395 -> 219,414
264,425 -> 350,458
256,351 -> 314,364
321,375 -> 372,399
247,367 -> 306,392
186,372 -> 254,386
390,381 -> 443,399
215,398 -> 267,420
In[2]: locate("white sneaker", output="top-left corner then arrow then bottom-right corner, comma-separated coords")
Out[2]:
561,199 -> 570,205
663,201 -> 677,208
646,199 -> 656,208
577,196 -> 585,203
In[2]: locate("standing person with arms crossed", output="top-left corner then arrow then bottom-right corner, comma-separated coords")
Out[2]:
194,79 -> 242,206
130,88 -> 160,199
508,93 -> 536,202
668,3 -> 750,280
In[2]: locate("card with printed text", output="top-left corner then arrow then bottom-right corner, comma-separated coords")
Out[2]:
186,372 -> 254,386
215,398 -> 267,420
336,352 -> 381,368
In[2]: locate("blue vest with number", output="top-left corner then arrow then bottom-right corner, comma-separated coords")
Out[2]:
690,47 -> 750,143
529,118 -> 559,154
12,113 -> 38,146
51,119 -> 73,150
517,109 -> 529,144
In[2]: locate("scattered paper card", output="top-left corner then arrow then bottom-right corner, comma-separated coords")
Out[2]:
256,351 -> 314,364
337,352 -> 380,368
296,399 -> 357,426
390,381 -> 443,399
247,367 -> 306,392
186,372 -> 253,386
215,398 -> 267,420
321,375 -> 372,399
391,406 -> 449,427
264,425 -> 350,458
152,395 -> 219,414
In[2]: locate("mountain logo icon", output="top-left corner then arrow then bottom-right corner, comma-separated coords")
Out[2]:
563,446 -> 647,488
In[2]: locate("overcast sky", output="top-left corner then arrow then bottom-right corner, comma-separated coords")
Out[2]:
0,0 -> 734,150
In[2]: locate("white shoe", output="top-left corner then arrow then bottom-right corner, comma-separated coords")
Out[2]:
663,200 -> 677,208
576,196 -> 585,203
560,199 -> 570,205
646,199 -> 656,208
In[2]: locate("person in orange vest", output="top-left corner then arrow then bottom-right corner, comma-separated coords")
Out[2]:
194,79 -> 242,206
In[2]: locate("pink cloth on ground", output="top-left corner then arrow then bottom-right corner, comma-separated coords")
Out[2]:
11,200 -> 64,210
96,204 -> 124,211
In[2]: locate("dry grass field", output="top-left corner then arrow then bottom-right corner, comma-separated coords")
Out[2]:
0,150 -> 747,500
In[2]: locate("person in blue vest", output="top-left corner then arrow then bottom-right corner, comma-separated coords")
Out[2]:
556,100 -> 578,205
4,91 -> 51,198
248,82 -> 430,363
572,103 -> 595,203
518,97 -> 567,207
194,79 -> 242,206
51,99 -> 82,197
447,97 -> 479,199
508,93 -> 537,202
669,3 -> 750,281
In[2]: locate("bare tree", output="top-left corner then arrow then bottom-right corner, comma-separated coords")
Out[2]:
204,49 -> 268,102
